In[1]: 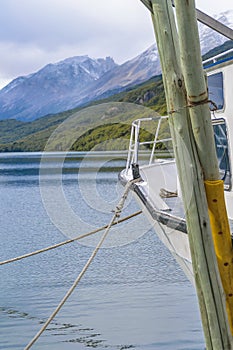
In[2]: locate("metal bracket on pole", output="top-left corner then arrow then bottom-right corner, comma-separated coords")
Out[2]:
140,0 -> 154,13
140,0 -> 233,40
196,9 -> 233,40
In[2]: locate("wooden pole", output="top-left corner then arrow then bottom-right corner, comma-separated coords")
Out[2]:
150,0 -> 232,348
175,0 -> 233,335
174,0 -> 219,181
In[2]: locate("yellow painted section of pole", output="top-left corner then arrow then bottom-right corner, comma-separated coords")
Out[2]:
205,180 -> 233,333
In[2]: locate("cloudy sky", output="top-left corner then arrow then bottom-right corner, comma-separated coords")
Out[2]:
0,0 -> 232,89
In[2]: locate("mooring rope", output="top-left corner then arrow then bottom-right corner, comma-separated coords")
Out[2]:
0,210 -> 142,266
24,179 -> 139,350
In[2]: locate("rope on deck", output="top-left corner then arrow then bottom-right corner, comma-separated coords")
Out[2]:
24,179 -> 139,349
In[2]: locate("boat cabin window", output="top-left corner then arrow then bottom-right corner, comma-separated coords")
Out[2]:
207,72 -> 224,110
213,119 -> 231,190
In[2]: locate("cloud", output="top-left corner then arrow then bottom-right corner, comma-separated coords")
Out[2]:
0,0 -> 231,88
0,0 -> 153,53
0,0 -> 155,88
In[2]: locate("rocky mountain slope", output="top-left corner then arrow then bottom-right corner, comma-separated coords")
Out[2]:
0,10 -> 232,122
0,39 -> 232,153
0,56 -> 117,121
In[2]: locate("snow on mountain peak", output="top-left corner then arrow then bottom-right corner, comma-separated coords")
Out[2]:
0,10 -> 232,121
198,9 -> 233,54
50,55 -> 117,80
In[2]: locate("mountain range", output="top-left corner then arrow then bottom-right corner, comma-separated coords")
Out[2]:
0,10 -> 232,122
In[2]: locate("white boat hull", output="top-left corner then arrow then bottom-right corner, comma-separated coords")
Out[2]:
120,159 -> 195,283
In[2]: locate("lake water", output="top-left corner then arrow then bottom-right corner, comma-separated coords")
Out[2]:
0,152 -> 205,350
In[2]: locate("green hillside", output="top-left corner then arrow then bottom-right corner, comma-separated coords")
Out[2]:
0,75 -> 167,152
71,119 -> 170,152
202,40 -> 233,63
1,40 -> 231,153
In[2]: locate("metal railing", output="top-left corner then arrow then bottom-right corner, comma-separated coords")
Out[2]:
126,115 -> 172,174
203,48 -> 233,65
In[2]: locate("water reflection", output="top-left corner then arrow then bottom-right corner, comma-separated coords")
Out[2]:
0,152 -> 204,350
0,306 -> 136,349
